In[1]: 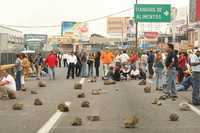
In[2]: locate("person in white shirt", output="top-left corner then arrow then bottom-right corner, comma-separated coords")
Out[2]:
119,50 -> 129,64
0,69 -> 16,100
190,48 -> 200,105
62,53 -> 69,67
66,52 -> 77,79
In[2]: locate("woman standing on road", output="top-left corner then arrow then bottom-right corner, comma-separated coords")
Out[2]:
154,51 -> 164,91
87,52 -> 95,78
95,51 -> 101,78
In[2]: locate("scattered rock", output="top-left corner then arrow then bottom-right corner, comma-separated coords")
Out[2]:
179,103 -> 190,111
116,88 -> 119,91
31,90 -> 38,94
38,81 -> 47,87
77,93 -> 85,98
12,103 -> 23,110
91,90 -> 100,95
169,113 -> 179,121
8,92 -> 17,99
34,98 -> 43,106
138,80 -> 146,85
21,88 -> 27,91
57,103 -> 69,112
104,80 -> 116,85
152,98 -> 159,104
87,114 -> 100,121
157,101 -> 162,106
144,86 -> 151,93
71,117 -> 82,126
74,83 -> 82,90
124,115 -> 139,128
159,95 -> 168,100
81,101 -> 90,108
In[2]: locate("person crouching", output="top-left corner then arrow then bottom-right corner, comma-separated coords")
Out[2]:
0,69 -> 16,100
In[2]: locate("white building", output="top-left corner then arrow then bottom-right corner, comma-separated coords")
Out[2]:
0,26 -> 24,51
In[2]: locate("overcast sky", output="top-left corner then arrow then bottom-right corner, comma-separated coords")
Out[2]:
0,0 -> 189,35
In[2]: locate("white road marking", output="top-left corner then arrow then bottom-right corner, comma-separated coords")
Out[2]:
80,78 -> 85,84
183,102 -> 200,116
36,102 -> 71,133
36,78 -> 85,133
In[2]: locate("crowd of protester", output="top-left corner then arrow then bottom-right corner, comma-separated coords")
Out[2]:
0,44 -> 200,106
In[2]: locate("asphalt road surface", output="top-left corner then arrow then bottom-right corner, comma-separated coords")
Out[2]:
0,68 -> 200,133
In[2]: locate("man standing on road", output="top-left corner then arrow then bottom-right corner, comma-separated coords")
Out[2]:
62,52 -> 68,67
101,48 -> 114,77
45,51 -> 58,80
190,48 -> 200,105
164,43 -> 178,99
66,52 -> 77,79
147,50 -> 155,79
15,53 -> 22,91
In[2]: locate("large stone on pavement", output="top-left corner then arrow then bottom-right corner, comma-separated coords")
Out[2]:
179,103 -> 190,111
169,113 -> 179,121
34,98 -> 43,106
124,115 -> 139,128
31,90 -> 38,94
87,114 -> 100,121
152,98 -> 159,104
104,80 -> 116,85
74,83 -> 82,90
81,101 -> 90,108
57,103 -> 69,112
77,93 -> 85,98
8,92 -> 16,99
12,103 -> 23,110
138,80 -> 146,85
71,117 -> 82,126
38,81 -> 47,87
91,90 -> 100,95
144,86 -> 151,93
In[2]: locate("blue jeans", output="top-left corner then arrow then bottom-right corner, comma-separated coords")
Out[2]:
192,72 -> 200,104
164,67 -> 177,97
81,63 -> 87,77
155,67 -> 163,89
48,67 -> 55,80
16,71 -> 22,90
176,84 -> 185,91
88,63 -> 93,77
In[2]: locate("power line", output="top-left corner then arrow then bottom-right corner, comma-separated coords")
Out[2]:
1,7 -> 133,29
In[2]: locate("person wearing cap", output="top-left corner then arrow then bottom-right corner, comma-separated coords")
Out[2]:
175,69 -> 192,91
164,43 -> 178,99
190,48 -> 200,105
0,69 -> 16,100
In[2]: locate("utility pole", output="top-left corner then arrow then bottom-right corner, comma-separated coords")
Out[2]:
135,0 -> 138,50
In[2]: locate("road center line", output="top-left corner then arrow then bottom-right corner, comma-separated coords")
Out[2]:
183,102 -> 200,116
36,78 -> 84,133
36,102 -> 71,133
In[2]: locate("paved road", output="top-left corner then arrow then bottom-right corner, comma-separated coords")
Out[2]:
0,68 -> 200,133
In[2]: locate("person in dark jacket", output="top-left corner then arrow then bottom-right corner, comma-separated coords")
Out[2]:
164,43 -> 178,99
147,50 -> 155,79
95,51 -> 101,78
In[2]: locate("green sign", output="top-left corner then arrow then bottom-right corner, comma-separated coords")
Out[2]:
134,4 -> 171,22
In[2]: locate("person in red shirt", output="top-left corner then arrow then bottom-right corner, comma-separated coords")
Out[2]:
178,52 -> 187,83
129,51 -> 138,70
45,51 -> 58,80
